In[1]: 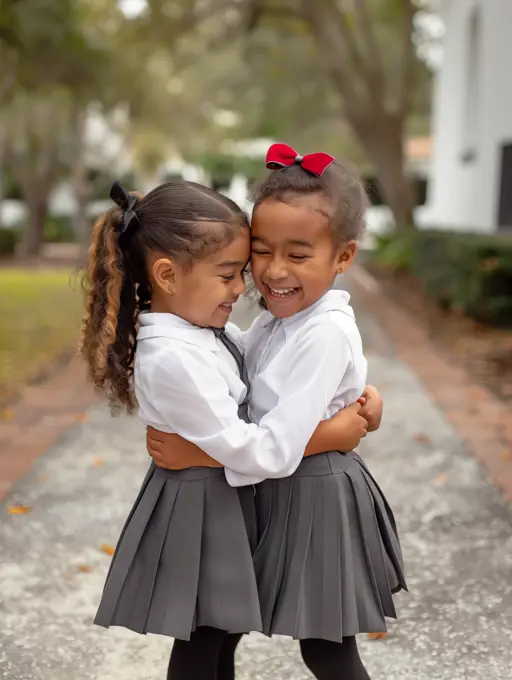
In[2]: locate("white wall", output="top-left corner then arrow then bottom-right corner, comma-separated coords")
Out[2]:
422,0 -> 512,232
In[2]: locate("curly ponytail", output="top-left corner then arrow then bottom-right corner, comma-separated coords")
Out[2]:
79,206 -> 139,412
80,179 -> 249,413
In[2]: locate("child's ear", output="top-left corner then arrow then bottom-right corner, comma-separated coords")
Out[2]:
151,257 -> 177,296
335,240 -> 358,275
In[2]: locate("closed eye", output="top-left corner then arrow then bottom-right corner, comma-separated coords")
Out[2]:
290,254 -> 309,261
252,249 -> 271,256
221,267 -> 248,282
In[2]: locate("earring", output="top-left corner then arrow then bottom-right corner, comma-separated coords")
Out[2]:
168,285 -> 175,295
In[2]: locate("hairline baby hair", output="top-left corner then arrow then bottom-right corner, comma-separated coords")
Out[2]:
80,180 -> 249,413
250,159 -> 369,244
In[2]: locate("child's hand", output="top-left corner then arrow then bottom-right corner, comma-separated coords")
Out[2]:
357,385 -> 383,432
330,402 -> 369,452
338,402 -> 369,450
304,402 -> 368,456
146,427 -> 222,469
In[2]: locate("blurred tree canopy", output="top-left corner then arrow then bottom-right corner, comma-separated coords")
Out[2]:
1,0 -> 116,253
0,0 -> 433,255
134,0 -> 433,231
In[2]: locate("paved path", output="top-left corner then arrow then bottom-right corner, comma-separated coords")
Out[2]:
1,285 -> 511,679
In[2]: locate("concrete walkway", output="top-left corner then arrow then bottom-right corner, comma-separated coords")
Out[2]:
1,289 -> 511,679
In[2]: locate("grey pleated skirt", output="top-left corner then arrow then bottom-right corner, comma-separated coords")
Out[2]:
254,451 -> 407,643
94,462 -> 262,640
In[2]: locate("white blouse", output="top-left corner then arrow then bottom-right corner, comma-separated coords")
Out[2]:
135,289 -> 367,488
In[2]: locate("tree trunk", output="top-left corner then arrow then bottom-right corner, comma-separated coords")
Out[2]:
351,112 -> 416,232
70,105 -> 92,253
22,191 -> 48,256
73,197 -> 90,250
299,1 -> 417,232
4,92 -> 63,257
0,127 -> 4,231
0,70 -> 15,231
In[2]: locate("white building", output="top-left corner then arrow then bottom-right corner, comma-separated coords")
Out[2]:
423,0 -> 512,233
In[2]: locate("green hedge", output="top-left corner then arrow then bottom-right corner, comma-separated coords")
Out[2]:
0,228 -> 20,255
412,229 -> 512,327
44,215 -> 76,243
9,215 -> 77,246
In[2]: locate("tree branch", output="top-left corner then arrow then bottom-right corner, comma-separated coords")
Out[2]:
145,0 -> 243,43
4,138 -> 33,196
352,0 -> 385,94
32,100 -> 60,187
0,26 -> 22,49
0,67 -> 17,103
397,0 -> 416,117
245,0 -> 305,31
301,0 -> 366,116
329,2 -> 367,79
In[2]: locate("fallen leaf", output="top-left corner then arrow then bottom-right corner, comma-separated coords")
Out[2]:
99,544 -> 115,556
368,632 -> 388,641
7,505 -> 32,515
76,565 -> 93,573
1,408 -> 14,421
92,457 -> 104,467
433,474 -> 449,485
499,450 -> 512,461
414,433 -> 432,445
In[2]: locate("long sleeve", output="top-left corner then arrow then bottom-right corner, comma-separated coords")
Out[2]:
145,319 -> 352,487
224,318 -> 353,486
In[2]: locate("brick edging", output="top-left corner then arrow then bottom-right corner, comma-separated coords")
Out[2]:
0,358 -> 99,502
350,265 -> 512,503
3,271 -> 511,503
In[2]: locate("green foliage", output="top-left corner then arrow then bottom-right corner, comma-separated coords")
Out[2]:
197,152 -> 264,187
11,216 -> 77,245
412,230 -> 512,328
0,228 -> 20,255
0,267 -> 83,405
163,171 -> 184,182
1,0 -> 103,94
43,216 -> 76,243
88,170 -> 137,201
201,154 -> 236,189
372,231 -> 414,270
2,168 -> 23,200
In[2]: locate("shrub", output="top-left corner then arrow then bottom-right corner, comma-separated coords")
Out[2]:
412,229 -> 512,328
44,215 -> 76,243
372,231 -> 414,271
0,228 -> 20,255
11,216 -> 77,245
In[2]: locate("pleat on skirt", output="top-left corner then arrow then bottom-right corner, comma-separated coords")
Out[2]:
254,451 -> 407,643
95,462 -> 262,640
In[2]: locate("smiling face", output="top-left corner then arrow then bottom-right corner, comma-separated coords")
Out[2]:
150,225 -> 250,327
250,195 -> 357,318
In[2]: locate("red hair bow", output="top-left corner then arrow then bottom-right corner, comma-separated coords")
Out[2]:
265,143 -> 335,177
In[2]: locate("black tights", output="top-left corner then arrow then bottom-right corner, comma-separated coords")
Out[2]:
168,627 -> 243,680
300,637 -> 371,680
168,628 -> 370,680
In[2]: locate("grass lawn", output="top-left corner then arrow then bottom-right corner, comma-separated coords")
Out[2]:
0,267 -> 84,408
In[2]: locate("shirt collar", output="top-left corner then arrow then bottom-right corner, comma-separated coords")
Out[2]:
263,289 -> 353,340
137,312 -> 220,352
